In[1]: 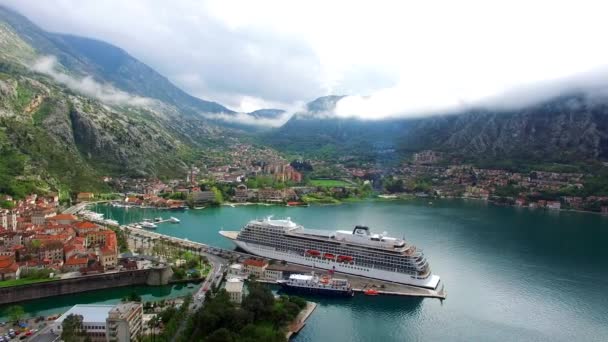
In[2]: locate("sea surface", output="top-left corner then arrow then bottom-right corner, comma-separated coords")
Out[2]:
10,200 -> 608,341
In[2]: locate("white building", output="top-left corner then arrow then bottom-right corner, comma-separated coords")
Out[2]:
106,302 -> 143,342
52,302 -> 143,342
52,305 -> 113,342
224,278 -> 244,304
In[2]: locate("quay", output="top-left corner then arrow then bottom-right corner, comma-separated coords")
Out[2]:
286,301 -> 317,339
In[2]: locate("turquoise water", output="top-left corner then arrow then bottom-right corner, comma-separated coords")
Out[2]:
32,201 -> 608,340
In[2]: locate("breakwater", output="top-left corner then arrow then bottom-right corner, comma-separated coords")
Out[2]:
0,266 -> 173,305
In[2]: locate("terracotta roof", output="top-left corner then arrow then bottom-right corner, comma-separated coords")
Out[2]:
48,214 -> 77,221
65,256 -> 88,266
75,221 -> 99,230
243,258 -> 268,268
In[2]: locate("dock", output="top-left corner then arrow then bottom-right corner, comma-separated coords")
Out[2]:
286,301 -> 317,339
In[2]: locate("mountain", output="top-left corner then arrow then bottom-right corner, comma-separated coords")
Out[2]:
0,6 -> 234,117
248,108 -> 285,119
265,94 -> 608,167
0,5 -> 240,196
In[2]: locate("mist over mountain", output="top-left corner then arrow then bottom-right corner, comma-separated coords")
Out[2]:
264,93 -> 608,165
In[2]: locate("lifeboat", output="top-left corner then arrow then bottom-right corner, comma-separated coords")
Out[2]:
324,253 -> 335,260
364,289 -> 379,296
306,250 -> 321,257
337,255 -> 353,263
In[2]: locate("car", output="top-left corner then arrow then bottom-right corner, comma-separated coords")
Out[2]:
8,332 -> 15,338
0,336 -> 5,342
3,335 -> 9,340
13,331 -> 20,336
19,336 -> 26,340
24,332 -> 32,337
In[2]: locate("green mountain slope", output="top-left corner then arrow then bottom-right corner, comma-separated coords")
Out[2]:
0,7 -> 239,196
266,95 -> 608,166
0,5 -> 234,116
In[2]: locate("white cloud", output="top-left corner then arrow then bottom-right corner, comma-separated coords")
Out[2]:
6,0 -> 608,118
30,56 -> 153,106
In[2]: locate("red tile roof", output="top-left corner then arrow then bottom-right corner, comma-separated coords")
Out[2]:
243,258 -> 268,268
48,214 -> 77,221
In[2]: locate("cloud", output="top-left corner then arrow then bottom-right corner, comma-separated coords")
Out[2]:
333,66 -> 608,120
30,56 -> 153,106
203,102 -> 305,127
5,0 -> 608,117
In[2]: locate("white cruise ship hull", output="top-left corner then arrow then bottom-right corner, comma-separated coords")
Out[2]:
226,235 -> 440,289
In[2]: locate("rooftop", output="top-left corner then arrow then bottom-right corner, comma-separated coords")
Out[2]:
55,304 -> 114,324
225,278 -> 244,292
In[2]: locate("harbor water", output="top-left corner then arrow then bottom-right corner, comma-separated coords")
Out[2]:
23,200 -> 608,341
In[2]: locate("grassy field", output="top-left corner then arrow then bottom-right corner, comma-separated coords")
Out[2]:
0,277 -> 57,288
309,179 -> 352,187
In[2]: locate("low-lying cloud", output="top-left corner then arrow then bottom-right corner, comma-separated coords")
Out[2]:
333,66 -> 608,120
30,56 -> 153,106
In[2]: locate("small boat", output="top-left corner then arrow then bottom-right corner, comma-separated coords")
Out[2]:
337,255 -> 353,263
141,222 -> 157,229
169,217 -> 180,223
306,250 -> 320,257
154,217 -> 163,222
278,273 -> 354,297
364,289 -> 379,296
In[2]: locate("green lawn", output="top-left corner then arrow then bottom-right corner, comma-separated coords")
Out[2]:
309,179 -> 352,187
0,277 -> 58,288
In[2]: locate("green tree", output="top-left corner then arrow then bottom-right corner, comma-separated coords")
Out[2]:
122,291 -> 142,302
5,305 -> 24,323
61,314 -> 90,342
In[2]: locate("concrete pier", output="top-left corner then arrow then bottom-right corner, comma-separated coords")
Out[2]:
286,301 -> 317,339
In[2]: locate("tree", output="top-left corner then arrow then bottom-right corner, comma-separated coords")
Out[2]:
123,291 -> 142,302
61,314 -> 90,342
5,305 -> 24,323
206,328 -> 234,342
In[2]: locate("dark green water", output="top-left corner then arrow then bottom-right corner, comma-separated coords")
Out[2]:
0,284 -> 198,322
19,200 -> 608,341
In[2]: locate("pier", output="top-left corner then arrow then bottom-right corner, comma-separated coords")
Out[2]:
286,301 -> 317,339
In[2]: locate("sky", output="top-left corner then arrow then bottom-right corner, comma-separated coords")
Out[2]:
3,0 -> 608,120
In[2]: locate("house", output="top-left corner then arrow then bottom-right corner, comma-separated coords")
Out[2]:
76,192 -> 95,203
546,201 -> 561,210
63,256 -> 89,272
0,255 -> 20,280
38,240 -> 64,262
257,188 -> 284,203
233,184 -> 249,202
243,258 -> 268,278
32,208 -> 56,225
224,278 -> 244,304
191,191 -> 216,204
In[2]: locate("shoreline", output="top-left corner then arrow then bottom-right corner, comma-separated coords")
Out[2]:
286,301 -> 317,339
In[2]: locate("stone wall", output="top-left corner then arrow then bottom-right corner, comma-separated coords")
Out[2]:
0,267 -> 172,305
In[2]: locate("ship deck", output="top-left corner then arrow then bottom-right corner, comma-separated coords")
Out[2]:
267,263 -> 446,300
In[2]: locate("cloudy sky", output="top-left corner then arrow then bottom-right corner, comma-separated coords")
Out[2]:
3,0 -> 608,118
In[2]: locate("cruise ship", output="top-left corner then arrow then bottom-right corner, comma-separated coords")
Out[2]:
220,217 -> 441,289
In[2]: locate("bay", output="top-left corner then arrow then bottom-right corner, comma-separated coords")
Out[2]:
26,200 -> 608,341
